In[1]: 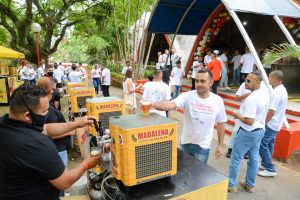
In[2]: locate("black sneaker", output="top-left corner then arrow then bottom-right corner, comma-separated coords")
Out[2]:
226,148 -> 232,158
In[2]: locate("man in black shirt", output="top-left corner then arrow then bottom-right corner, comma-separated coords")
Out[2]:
0,84 -> 99,200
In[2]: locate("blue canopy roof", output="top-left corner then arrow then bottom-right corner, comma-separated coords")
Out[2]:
148,0 -> 221,35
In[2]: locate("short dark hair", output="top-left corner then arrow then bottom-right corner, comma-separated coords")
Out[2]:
126,61 -> 130,64
9,84 -> 47,114
148,74 -> 154,81
197,68 -> 213,80
251,70 -> 263,81
270,70 -> 283,81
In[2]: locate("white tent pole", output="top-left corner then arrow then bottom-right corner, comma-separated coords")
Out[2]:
274,15 -> 297,46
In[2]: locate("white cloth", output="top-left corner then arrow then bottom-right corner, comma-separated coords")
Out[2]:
53,68 -> 63,83
58,65 -> 65,75
27,68 -> 36,80
171,53 -> 180,67
204,55 -> 212,65
68,71 -> 82,82
173,91 -> 227,148
121,66 -> 128,75
267,84 -> 288,131
162,53 -> 171,65
231,55 -> 241,70
102,68 -> 111,85
91,68 -> 100,78
239,88 -> 269,131
142,81 -> 171,117
236,83 -> 251,106
37,67 -> 44,79
171,67 -> 185,86
240,53 -> 255,73
192,61 -> 203,79
80,67 -> 86,78
123,78 -> 137,109
20,66 -> 29,80
220,54 -> 228,72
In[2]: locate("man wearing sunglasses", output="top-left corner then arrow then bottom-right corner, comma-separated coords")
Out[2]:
228,70 -> 269,193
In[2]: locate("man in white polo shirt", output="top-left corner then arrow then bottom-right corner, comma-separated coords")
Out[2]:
171,60 -> 185,99
258,70 -> 288,177
142,70 -> 171,117
101,64 -> 111,97
239,47 -> 255,83
228,71 -> 269,193
204,48 -> 212,67
151,68 -> 227,164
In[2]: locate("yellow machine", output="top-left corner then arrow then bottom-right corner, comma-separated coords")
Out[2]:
66,81 -> 87,94
69,87 -> 96,113
109,114 -> 177,186
87,96 -> 125,136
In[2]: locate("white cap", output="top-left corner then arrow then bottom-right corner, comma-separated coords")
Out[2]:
213,50 -> 219,54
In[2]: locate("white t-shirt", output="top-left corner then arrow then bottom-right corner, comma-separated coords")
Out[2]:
267,84 -> 288,131
192,61 -> 203,79
173,91 -> 227,148
53,68 -> 63,83
20,66 -> 29,80
171,53 -> 180,66
102,68 -> 111,85
27,68 -> 36,80
58,65 -> 65,74
171,67 -> 185,86
220,54 -> 228,72
240,53 -> 255,73
37,67 -> 44,79
231,55 -> 241,70
162,53 -> 171,65
91,68 -> 100,78
68,71 -> 82,82
239,88 -> 269,131
142,81 -> 171,117
121,66 -> 128,75
236,83 -> 251,107
204,55 -> 212,66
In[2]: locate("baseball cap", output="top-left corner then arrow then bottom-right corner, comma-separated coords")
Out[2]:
213,50 -> 219,54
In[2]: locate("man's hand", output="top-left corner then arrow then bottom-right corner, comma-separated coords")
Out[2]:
215,145 -> 223,159
76,116 -> 96,128
82,156 -> 100,170
233,111 -> 241,119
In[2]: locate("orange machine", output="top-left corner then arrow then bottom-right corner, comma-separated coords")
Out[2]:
109,114 -> 177,186
87,96 -> 125,136
69,87 -> 96,113
66,81 -> 87,94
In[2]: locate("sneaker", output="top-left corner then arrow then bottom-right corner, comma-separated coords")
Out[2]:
258,170 -> 277,177
239,181 -> 255,193
226,148 -> 232,158
228,186 -> 237,193
259,165 -> 265,171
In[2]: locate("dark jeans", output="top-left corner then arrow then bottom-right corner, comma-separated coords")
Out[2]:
191,78 -> 196,90
240,73 -> 249,84
102,85 -> 110,97
29,79 -> 36,85
211,80 -> 220,94
93,78 -> 100,94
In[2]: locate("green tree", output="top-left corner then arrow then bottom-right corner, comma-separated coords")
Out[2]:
0,0 -> 112,64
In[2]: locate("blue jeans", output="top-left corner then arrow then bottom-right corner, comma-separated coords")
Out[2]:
229,128 -> 264,187
181,143 -> 210,164
93,78 -> 100,94
259,125 -> 278,172
172,85 -> 182,99
230,119 -> 241,148
232,68 -> 240,85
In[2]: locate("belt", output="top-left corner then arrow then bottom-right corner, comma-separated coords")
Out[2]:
239,127 -> 263,132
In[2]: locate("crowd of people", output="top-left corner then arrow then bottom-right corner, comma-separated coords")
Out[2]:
0,43 -> 289,199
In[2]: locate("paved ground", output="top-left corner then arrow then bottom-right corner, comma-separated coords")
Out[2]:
107,86 -> 300,200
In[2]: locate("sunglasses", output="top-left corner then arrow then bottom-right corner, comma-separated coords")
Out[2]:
245,79 -> 251,83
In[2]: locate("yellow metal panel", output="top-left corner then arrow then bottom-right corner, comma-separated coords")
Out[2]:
172,179 -> 228,200
66,82 -> 87,94
70,87 -> 96,113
